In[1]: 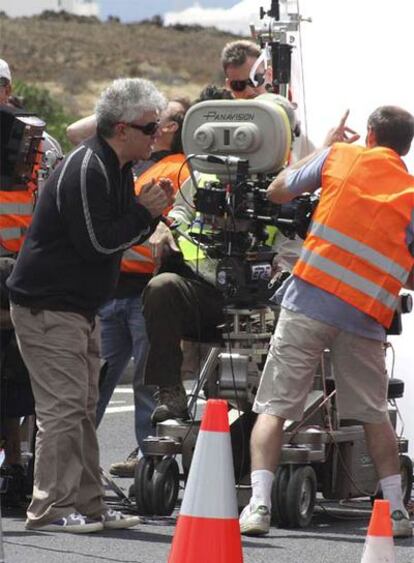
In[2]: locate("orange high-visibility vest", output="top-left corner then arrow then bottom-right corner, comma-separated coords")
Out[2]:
293,143 -> 414,327
121,154 -> 190,274
0,190 -> 35,253
0,142 -> 42,253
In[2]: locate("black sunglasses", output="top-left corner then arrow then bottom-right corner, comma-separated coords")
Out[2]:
229,72 -> 266,92
124,120 -> 160,136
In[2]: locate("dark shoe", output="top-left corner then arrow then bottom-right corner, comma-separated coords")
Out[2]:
109,447 -> 139,477
0,463 -> 28,507
26,512 -> 103,534
151,383 -> 189,423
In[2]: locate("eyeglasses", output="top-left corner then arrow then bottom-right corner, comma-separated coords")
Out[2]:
229,72 -> 266,93
122,120 -> 160,136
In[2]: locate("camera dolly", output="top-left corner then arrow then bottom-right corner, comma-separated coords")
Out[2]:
131,304 -> 412,526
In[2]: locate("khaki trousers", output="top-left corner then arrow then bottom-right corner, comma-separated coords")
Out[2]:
254,307 -> 388,424
10,305 -> 106,526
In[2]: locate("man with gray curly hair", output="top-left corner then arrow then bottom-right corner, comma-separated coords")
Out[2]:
7,78 -> 174,533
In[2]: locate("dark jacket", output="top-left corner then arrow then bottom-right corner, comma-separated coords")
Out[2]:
7,134 -> 157,316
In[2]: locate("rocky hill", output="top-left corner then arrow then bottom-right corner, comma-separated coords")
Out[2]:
0,11 -> 240,116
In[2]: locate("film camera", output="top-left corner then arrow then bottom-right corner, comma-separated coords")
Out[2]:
0,106 -> 62,194
0,106 -> 46,191
181,93 -> 317,305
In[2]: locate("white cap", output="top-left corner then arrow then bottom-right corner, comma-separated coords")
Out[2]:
0,59 -> 12,83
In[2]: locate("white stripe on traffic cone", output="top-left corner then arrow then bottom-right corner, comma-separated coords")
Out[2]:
168,399 -> 243,563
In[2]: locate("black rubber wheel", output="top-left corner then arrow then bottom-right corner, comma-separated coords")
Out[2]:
271,465 -> 291,527
400,455 -> 413,506
285,465 -> 317,528
151,457 -> 180,516
134,457 -> 155,515
387,378 -> 404,400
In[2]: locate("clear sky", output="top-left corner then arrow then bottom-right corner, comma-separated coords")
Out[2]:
98,0 -> 237,22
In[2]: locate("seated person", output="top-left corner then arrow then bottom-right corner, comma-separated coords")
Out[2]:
143,89 -> 301,423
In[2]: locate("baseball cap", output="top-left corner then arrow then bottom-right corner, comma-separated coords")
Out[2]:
0,59 -> 12,83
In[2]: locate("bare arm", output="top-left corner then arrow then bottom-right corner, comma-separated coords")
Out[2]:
66,114 -> 97,146
267,109 -> 360,204
266,149 -> 326,203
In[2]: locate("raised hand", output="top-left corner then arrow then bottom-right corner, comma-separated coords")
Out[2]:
323,109 -> 360,147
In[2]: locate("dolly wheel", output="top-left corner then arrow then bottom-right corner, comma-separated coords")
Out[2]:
285,465 -> 317,528
271,465 -> 291,527
400,455 -> 413,507
134,457 -> 155,515
151,457 -> 180,516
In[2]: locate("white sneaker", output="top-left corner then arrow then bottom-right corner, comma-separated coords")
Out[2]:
26,512 -> 103,534
239,504 -> 271,536
391,510 -> 413,538
101,509 -> 140,530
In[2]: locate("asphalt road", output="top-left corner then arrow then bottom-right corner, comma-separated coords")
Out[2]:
1,386 -> 413,563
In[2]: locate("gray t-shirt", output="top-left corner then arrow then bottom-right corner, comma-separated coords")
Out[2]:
278,148 -> 389,341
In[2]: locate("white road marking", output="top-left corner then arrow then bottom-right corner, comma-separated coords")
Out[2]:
103,387 -> 135,414
105,405 -> 135,414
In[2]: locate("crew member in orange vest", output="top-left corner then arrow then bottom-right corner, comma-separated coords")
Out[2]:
0,60 -> 63,257
240,106 -> 414,538
0,59 -> 35,257
96,98 -> 191,477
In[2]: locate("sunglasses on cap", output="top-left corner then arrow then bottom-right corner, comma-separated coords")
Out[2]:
121,120 -> 160,136
229,72 -> 266,93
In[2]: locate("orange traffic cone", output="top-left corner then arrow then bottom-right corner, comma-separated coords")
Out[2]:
168,399 -> 243,563
361,499 -> 395,563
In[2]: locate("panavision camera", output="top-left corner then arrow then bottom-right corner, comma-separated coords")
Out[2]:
180,93 -> 318,305
0,106 -> 45,191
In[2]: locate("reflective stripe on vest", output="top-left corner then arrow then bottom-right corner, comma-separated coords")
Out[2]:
121,243 -> 154,274
0,227 -> 23,241
0,191 -> 34,252
309,221 -> 409,284
123,248 -> 153,263
299,246 -> 398,311
0,202 -> 33,215
293,143 -> 414,327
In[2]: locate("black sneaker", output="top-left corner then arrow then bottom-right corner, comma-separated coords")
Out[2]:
151,383 -> 189,423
